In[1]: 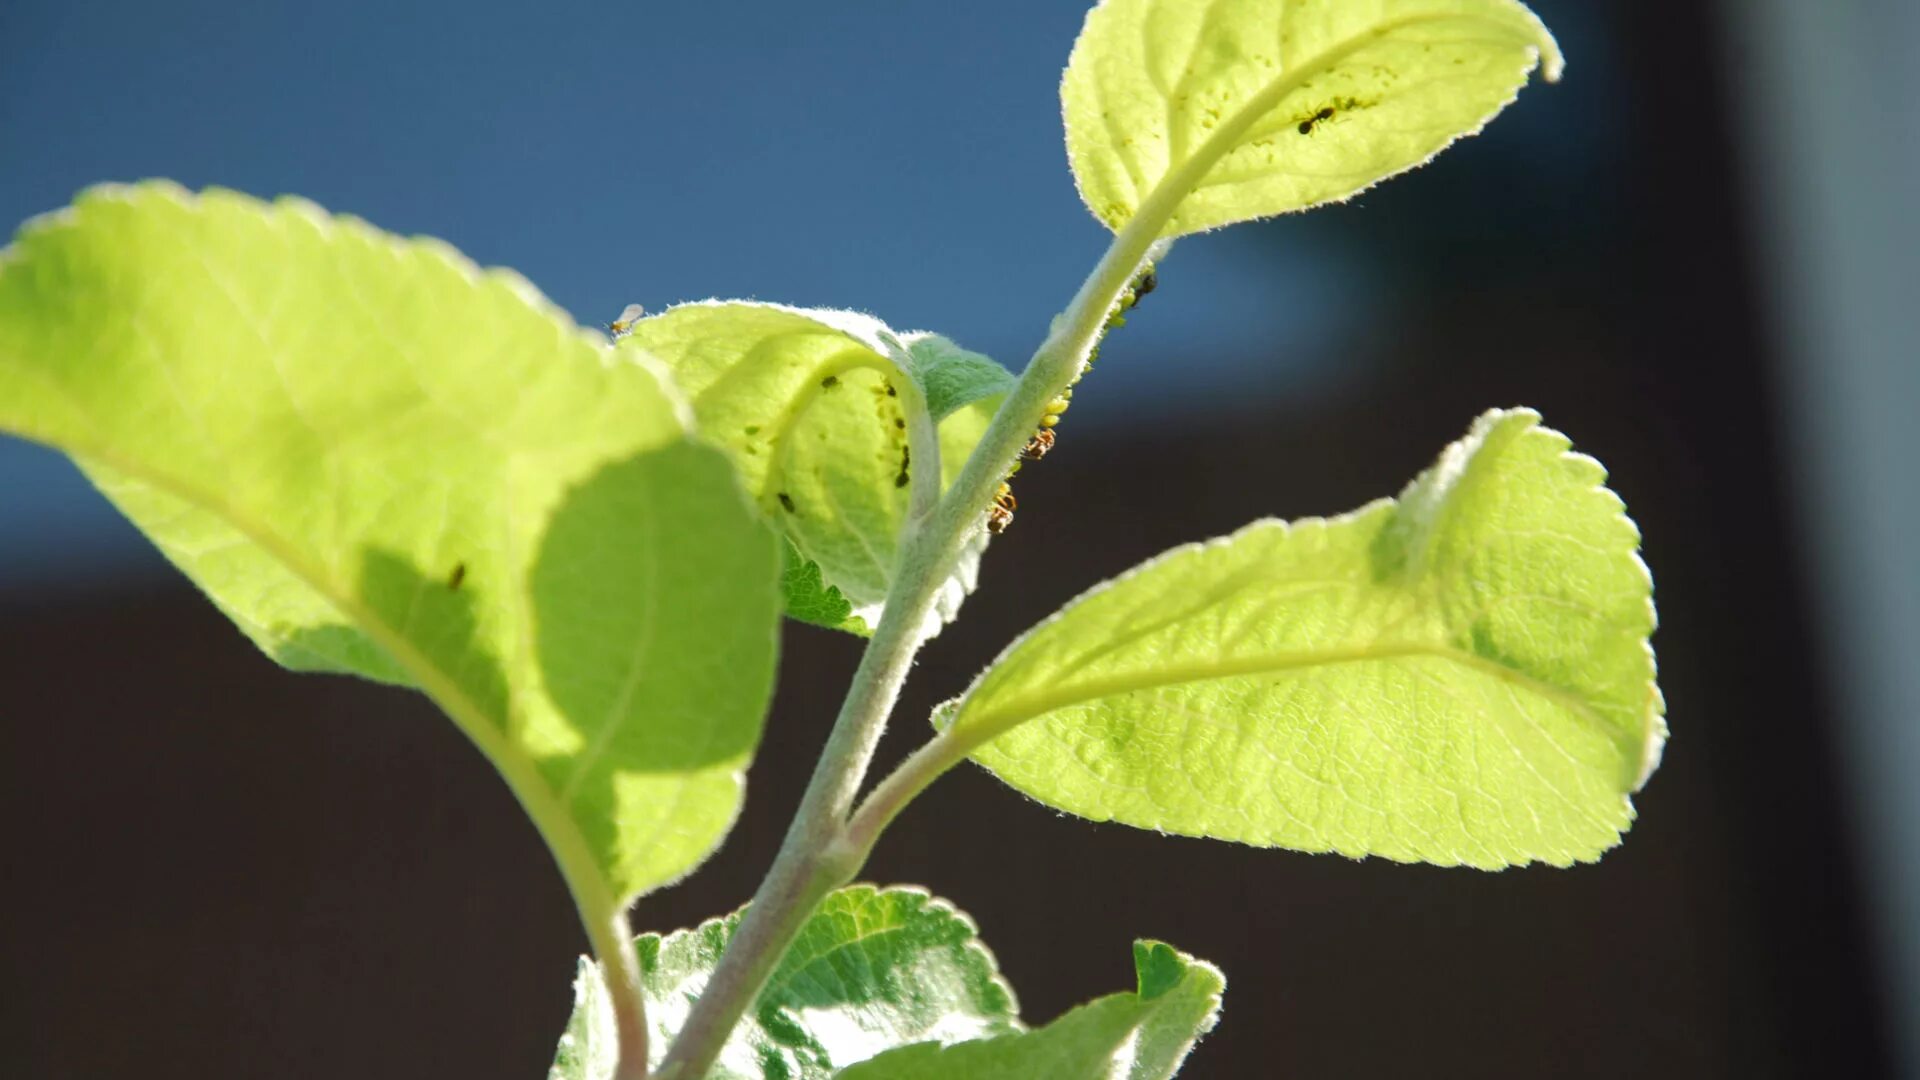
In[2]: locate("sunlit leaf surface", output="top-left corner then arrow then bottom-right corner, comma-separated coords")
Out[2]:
0,183 -> 782,902
952,410 -> 1663,868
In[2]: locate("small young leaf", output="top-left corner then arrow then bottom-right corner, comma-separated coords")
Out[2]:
549,957 -> 621,1080
1064,0 -> 1563,236
620,302 -> 1008,635
552,885 -> 1021,1079
837,940 -> 1223,1080
777,537 -> 870,635
898,332 -> 1017,422
949,409 -> 1664,868
0,183 -> 782,903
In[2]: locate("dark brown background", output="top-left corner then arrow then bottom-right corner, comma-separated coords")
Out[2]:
0,3 -> 1897,1078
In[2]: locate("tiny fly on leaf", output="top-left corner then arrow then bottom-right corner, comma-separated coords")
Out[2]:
608,303 -> 645,340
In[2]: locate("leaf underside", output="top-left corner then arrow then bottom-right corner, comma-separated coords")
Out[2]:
1064,0 -> 1563,235
953,409 -> 1664,869
0,182 -> 783,903
553,885 -> 1020,1079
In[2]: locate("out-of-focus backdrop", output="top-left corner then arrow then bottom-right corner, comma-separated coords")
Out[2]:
3,1 -> 1915,1077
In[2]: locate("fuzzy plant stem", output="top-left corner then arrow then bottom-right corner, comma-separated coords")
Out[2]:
651,188 -> 1176,1080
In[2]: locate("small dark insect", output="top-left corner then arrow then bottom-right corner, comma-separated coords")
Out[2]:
895,446 -> 911,488
820,375 -> 840,389
447,562 -> 467,590
986,483 -> 1017,534
1022,428 -> 1056,461
1134,267 -> 1157,299
1298,106 -> 1335,135
885,383 -> 897,397
777,492 -> 796,513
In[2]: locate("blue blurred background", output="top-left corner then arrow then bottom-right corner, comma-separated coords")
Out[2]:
0,0 -> 1619,586
3,1 -> 1916,1077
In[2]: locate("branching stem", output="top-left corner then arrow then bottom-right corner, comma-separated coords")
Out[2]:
652,178 -> 1179,1080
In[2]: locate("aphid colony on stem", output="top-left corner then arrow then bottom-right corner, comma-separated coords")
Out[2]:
987,263 -> 1156,534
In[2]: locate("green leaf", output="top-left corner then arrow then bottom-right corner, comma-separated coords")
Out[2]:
550,957 -> 623,1080
898,332 -> 1017,422
838,941 -> 1223,1080
552,885 -> 1021,1078
1063,0 -> 1563,236
620,302 -> 1007,635
0,183 -> 782,904
951,409 -> 1664,868
778,537 -> 870,635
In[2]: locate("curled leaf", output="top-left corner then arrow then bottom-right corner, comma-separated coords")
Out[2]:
621,302 -> 1008,635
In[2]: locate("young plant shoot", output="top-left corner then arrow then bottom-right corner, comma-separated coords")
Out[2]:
0,1 -> 1660,1077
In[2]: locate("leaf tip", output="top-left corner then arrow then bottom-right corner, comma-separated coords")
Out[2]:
1532,24 -> 1567,84
1497,0 -> 1565,83
1131,940 -> 1188,1000
1636,678 -> 1669,792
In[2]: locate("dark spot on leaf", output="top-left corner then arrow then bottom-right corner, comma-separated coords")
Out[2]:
820,375 -> 840,390
447,562 -> 467,590
778,492 -> 795,513
895,446 -> 911,488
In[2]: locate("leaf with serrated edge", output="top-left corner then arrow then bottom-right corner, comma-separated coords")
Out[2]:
950,409 -> 1664,868
619,302 -> 1007,636
779,537 -> 869,635
1064,0 -> 1563,236
551,885 -> 1020,1078
0,183 -> 781,903
838,940 -> 1223,1080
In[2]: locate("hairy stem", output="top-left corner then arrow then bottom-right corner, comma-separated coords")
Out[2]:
650,545 -> 946,1079
841,728 -> 972,866
654,189 -> 1176,1080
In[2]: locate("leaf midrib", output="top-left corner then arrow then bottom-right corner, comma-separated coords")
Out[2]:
28,432 -> 625,915
1128,10 -> 1546,231
958,639 -> 1609,749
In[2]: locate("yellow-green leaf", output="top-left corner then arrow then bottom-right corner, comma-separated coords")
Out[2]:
1064,0 -> 1563,236
0,183 -> 782,905
950,409 -> 1663,868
